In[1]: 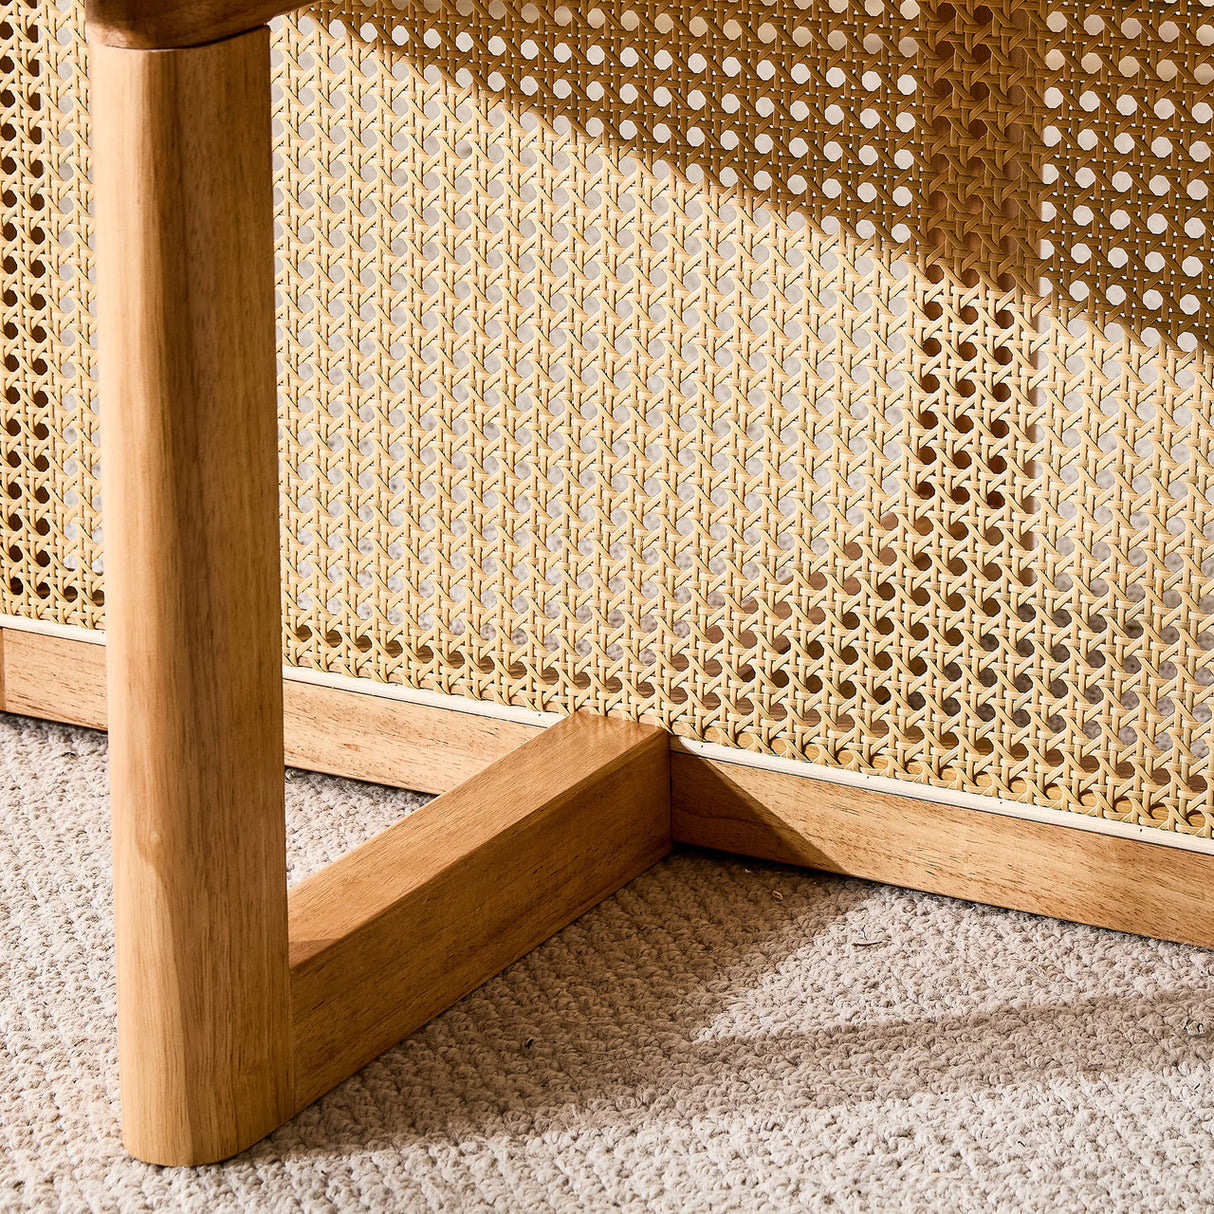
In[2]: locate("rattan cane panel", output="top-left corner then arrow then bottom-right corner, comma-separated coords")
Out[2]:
2,2 -> 100,628
3,0 -> 1214,837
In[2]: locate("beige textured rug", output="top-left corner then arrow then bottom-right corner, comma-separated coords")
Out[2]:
2,712 -> 1213,1213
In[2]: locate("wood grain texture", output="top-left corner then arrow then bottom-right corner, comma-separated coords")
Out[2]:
86,0 -> 306,49
92,30 -> 292,1165
283,680 -> 538,793
2,631 -> 107,729
0,629 -> 542,794
288,712 -> 672,1110
672,750 -> 1214,949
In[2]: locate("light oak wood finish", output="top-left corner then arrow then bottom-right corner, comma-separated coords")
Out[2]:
283,680 -> 538,794
288,712 -> 671,1110
672,750 -> 1214,950
92,30 -> 292,1165
0,627 -> 540,794
1,631 -> 108,730
86,0 -> 307,49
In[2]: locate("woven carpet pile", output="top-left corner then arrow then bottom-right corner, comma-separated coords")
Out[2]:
1,713 -> 1212,1213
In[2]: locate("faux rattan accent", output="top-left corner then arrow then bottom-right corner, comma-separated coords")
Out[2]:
3,1 -> 1213,835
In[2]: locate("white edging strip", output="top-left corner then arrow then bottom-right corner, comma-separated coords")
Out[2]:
0,615 -> 107,645
5,613 -> 1212,856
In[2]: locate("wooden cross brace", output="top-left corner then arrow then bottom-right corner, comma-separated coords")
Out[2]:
87,21 -> 675,1164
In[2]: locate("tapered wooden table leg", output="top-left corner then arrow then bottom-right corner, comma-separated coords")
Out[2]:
91,28 -> 293,1165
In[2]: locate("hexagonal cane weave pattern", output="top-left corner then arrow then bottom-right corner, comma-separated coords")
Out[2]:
3,0 -> 1213,836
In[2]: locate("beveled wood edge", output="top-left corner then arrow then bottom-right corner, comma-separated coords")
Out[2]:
86,0 -> 310,50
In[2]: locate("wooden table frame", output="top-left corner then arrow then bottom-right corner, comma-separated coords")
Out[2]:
80,0 -> 1214,1168
87,4 -> 679,1165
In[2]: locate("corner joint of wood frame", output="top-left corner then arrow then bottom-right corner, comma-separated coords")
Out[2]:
285,711 -> 672,1111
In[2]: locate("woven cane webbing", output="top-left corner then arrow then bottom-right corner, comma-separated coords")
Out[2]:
3,1 -> 1213,836
3,4 -> 97,625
